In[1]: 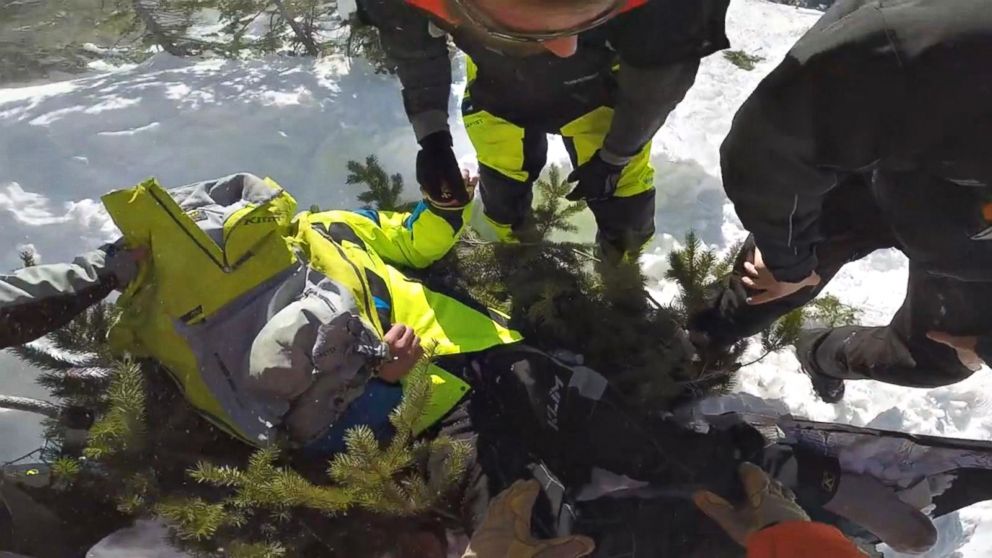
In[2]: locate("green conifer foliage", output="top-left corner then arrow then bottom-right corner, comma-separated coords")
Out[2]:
532,166 -> 587,238
83,359 -> 146,462
329,361 -> 472,516
346,154 -> 410,211
18,247 -> 38,267
346,12 -> 395,74
665,234 -> 747,395
666,231 -> 720,320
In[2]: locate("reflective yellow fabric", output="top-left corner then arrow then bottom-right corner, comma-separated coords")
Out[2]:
102,178 -> 298,442
463,109 -> 530,183
461,93 -> 654,197
300,209 -> 523,433
103,179 -> 520,442
559,107 -> 654,198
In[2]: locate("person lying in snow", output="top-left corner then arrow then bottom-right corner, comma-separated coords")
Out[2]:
3,173 -> 991,556
0,172 -> 751,529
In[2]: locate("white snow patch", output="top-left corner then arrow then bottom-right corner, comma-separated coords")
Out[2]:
86,520 -> 186,558
97,122 -> 161,136
28,105 -> 89,126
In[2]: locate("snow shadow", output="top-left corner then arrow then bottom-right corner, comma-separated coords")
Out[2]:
0,53 -> 420,215
0,53 -> 428,267
651,153 -> 728,247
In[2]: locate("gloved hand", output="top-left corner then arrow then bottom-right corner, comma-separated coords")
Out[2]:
693,462 -> 811,546
463,480 -> 595,558
565,150 -> 625,202
417,131 -> 471,207
101,240 -> 149,289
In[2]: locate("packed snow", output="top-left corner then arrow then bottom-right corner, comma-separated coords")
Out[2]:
1,0 -> 990,556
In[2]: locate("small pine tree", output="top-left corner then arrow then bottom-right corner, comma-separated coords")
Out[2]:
18,245 -> 38,267
329,361 -> 472,515
666,231 -> 721,321
346,154 -> 410,211
663,235 -> 860,371
664,234 -> 747,395
532,165 -> 587,240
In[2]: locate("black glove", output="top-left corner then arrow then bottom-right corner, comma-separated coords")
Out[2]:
416,131 -> 469,206
976,335 -> 992,365
565,150 -> 625,202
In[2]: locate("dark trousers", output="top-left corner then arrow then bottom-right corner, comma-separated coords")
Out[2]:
442,345 -> 762,556
464,106 -> 657,259
692,173 -> 992,388
462,346 -> 755,502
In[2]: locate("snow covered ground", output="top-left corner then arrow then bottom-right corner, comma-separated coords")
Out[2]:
1,0 -> 990,556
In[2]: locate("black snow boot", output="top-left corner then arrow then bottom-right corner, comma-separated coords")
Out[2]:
795,329 -> 846,403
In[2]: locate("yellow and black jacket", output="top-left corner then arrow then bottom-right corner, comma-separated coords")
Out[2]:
357,0 -> 730,155
0,173 -> 520,447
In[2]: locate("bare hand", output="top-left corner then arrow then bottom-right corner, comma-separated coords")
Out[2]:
378,324 -> 423,383
742,247 -> 821,305
927,331 -> 985,371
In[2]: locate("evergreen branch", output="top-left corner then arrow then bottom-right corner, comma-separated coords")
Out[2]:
190,461 -> 246,487
10,343 -> 90,372
714,241 -> 744,279
155,497 -> 230,541
84,359 -> 147,460
50,457 -> 82,487
808,294 -> 861,328
346,154 -> 408,211
0,395 -> 60,418
760,308 -> 805,354
227,541 -> 288,558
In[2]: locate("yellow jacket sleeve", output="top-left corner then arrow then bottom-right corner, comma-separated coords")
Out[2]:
322,201 -> 471,269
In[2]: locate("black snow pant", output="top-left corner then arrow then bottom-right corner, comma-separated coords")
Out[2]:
460,346 -> 761,510
462,104 -> 657,261
691,172 -> 992,388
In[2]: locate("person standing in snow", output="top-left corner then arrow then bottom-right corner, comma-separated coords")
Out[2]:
689,0 -> 992,402
355,0 -> 731,261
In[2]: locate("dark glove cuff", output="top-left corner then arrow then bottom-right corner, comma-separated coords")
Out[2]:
418,130 -> 453,149
794,445 -> 841,507
598,147 -> 634,168
425,200 -> 467,230
976,335 -> 992,365
765,251 -> 818,284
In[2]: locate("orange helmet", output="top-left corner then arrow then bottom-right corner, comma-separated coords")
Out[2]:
406,0 -> 647,35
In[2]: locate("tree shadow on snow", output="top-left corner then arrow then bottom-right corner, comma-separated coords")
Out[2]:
0,53 -> 421,214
